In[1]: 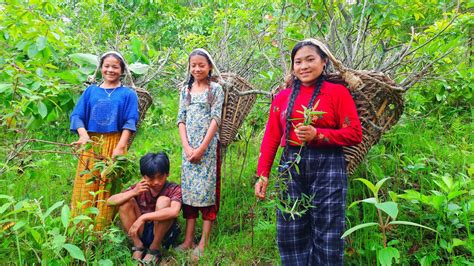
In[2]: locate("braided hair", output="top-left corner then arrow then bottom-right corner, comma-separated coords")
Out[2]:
186,50 -> 214,106
283,40 -> 328,155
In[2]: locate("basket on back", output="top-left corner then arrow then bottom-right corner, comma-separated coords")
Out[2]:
311,41 -> 405,175
325,71 -> 404,175
219,73 -> 258,148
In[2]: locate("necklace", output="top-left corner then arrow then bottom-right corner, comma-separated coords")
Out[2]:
100,83 -> 121,97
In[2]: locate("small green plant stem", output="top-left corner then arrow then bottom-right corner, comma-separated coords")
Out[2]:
13,212 -> 22,264
278,145 -> 304,178
377,209 -> 387,248
24,241 -> 41,263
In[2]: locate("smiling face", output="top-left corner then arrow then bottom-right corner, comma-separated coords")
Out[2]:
189,54 -> 212,82
292,45 -> 327,86
100,55 -> 123,84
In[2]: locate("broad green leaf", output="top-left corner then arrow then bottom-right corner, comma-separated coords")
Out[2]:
43,200 -> 64,220
0,202 -> 13,214
128,62 -> 149,75
0,195 -> 13,200
28,44 -> 39,58
348,197 -> 377,208
63,243 -> 86,261
388,191 -> 398,202
378,247 -> 400,266
355,178 -> 376,197
69,53 -> 99,67
441,174 -> 454,190
0,83 -> 11,93
12,220 -> 26,231
37,101 -> 48,118
452,238 -> 465,248
131,38 -> 142,57
98,259 -> 114,266
61,205 -> 70,229
375,202 -> 398,219
389,221 -> 437,233
29,228 -> 42,244
447,190 -> 467,201
375,177 -> 392,196
36,36 -> 47,51
73,215 -> 92,224
341,222 -> 378,238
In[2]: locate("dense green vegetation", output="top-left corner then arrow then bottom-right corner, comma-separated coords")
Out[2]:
0,0 -> 472,264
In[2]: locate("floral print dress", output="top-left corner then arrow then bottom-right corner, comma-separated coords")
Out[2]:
177,82 -> 224,207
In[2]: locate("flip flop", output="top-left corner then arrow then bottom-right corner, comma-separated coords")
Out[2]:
131,246 -> 145,262
175,244 -> 195,252
192,247 -> 203,260
142,249 -> 161,265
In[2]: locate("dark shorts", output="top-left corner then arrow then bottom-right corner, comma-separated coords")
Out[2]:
140,221 -> 180,249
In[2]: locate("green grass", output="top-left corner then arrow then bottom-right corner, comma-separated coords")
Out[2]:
0,90 -> 472,264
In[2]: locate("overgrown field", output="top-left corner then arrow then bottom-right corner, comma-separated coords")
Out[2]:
1,90 -> 472,264
0,0 -> 472,265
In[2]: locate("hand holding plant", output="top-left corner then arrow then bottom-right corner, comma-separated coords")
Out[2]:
255,176 -> 269,200
290,100 -> 326,145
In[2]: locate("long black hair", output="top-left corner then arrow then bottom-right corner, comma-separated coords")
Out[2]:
284,40 -> 328,153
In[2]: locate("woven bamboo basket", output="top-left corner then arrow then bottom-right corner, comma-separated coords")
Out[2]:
303,45 -> 405,175
219,73 -> 258,148
325,71 -> 404,175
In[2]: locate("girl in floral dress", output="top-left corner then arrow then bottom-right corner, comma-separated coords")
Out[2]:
176,48 -> 224,258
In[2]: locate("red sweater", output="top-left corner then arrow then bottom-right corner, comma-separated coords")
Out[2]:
256,81 -> 362,177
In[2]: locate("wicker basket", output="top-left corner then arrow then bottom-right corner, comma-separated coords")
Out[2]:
128,86 -> 153,147
299,42 -> 405,175
219,73 -> 258,148
325,72 -> 404,175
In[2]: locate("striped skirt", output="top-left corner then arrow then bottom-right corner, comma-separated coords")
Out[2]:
70,132 -> 125,230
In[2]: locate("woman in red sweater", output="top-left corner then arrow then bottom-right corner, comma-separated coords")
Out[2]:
255,39 -> 362,265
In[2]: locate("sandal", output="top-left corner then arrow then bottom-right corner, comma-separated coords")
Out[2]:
142,249 -> 161,265
131,246 -> 145,262
192,247 -> 203,260
175,243 -> 195,252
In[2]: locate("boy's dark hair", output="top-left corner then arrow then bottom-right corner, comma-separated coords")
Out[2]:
139,152 -> 170,177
